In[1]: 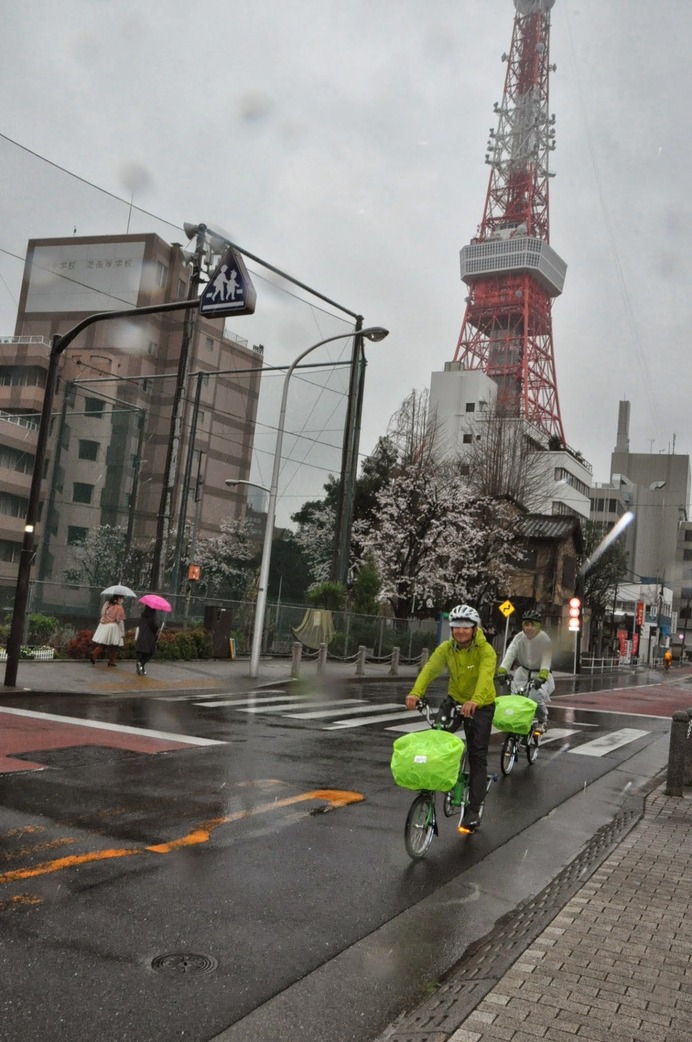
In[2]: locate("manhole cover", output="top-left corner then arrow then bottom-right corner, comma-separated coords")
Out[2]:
151,953 -> 218,975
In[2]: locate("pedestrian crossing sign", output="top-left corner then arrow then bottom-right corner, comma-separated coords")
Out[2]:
200,247 -> 257,317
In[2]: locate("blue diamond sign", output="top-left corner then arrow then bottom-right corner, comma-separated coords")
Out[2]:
199,247 -> 257,317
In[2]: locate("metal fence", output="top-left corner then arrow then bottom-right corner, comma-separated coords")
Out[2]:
0,580 -> 440,661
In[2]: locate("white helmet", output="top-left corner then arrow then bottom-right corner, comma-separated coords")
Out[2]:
449,604 -> 481,628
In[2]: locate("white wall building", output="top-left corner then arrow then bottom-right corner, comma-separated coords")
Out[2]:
429,361 -> 592,518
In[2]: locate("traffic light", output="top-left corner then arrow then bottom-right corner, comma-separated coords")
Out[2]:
568,596 -> 581,632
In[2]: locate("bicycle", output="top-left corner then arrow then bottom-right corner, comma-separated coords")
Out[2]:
402,698 -> 495,860
495,672 -> 542,776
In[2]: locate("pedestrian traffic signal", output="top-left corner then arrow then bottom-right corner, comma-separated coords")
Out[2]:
568,596 -> 581,632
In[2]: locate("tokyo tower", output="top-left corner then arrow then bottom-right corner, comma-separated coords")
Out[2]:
453,0 -> 566,445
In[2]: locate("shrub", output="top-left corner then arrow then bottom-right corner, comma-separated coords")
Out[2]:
306,581 -> 346,611
28,613 -> 59,646
66,629 -> 96,660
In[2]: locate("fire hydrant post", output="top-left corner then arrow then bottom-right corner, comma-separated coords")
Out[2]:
665,710 -> 689,797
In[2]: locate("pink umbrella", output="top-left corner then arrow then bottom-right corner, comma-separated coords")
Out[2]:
138,594 -> 172,612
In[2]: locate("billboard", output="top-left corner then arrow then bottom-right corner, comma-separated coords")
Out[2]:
25,241 -> 145,313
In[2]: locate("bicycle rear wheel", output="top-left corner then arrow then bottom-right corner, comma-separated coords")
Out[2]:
404,792 -> 436,859
500,735 -> 517,775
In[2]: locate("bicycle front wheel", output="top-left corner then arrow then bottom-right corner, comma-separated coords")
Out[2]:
404,792 -> 436,859
501,735 -> 517,775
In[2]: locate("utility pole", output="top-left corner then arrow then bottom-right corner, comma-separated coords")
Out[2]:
150,225 -> 207,591
331,316 -> 363,585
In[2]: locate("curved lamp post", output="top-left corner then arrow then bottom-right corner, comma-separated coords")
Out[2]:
240,327 -> 388,678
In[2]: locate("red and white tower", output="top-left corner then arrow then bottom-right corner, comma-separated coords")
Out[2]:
454,0 -> 566,445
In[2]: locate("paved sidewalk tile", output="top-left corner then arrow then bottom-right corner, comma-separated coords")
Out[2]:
444,787 -> 692,1042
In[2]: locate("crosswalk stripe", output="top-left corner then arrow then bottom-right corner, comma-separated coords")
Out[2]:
195,694 -> 311,708
286,702 -> 404,720
325,711 -> 416,730
236,698 -> 365,715
569,728 -> 649,756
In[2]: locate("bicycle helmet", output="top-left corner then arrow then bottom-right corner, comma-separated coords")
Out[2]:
449,604 -> 481,628
522,609 -> 542,623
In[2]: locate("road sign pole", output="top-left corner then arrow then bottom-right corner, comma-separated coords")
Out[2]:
502,614 -> 510,659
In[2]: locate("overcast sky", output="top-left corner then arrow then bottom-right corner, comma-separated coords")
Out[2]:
2,0 -> 691,523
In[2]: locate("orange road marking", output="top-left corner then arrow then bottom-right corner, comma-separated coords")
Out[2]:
146,789 -> 365,852
0,789 -> 365,884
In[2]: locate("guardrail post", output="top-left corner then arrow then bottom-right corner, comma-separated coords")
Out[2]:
355,645 -> 366,677
290,641 -> 302,679
317,642 -> 327,674
685,708 -> 692,787
418,648 -> 429,673
665,710 -> 689,796
389,647 -> 400,676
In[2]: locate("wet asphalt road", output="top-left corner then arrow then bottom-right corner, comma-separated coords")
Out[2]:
0,670 -> 681,1042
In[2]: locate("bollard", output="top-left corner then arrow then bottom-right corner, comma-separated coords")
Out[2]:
317,642 -> 327,674
418,648 -> 429,673
389,647 -> 400,676
665,710 -> 689,796
290,641 -> 302,680
686,709 -> 692,787
355,645 -> 366,678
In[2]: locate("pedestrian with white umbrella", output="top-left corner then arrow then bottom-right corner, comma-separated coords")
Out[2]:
91,593 -> 127,667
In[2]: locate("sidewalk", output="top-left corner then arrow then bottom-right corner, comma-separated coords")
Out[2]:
0,654 -> 421,698
376,782 -> 691,1042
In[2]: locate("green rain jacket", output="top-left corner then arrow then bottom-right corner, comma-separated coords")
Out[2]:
410,629 -> 497,708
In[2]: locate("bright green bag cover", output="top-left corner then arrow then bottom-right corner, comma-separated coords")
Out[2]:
493,694 -> 538,735
390,729 -> 465,792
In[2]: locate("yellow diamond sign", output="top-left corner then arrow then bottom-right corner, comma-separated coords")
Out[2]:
499,599 -> 515,617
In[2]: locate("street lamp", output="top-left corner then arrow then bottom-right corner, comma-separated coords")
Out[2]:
244,326 -> 388,678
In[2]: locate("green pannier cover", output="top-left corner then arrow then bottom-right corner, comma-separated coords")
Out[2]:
493,694 -> 538,735
390,729 -> 465,792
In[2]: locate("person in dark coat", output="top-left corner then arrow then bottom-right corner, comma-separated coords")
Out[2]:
135,606 -> 160,675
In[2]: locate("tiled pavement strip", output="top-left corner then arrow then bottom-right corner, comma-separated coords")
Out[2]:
378,785 -> 692,1042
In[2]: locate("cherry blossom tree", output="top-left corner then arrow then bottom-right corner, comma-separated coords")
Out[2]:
192,517 -> 255,599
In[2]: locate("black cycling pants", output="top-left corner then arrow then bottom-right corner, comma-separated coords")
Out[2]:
438,698 -> 494,813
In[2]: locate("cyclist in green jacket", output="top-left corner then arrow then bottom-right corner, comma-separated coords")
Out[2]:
405,604 -> 497,829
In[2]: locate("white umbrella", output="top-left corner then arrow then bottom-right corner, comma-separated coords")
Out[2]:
100,584 -> 137,598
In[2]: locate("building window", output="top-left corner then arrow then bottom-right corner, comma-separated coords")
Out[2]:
206,336 -> 214,352
465,402 -> 475,413
84,397 -> 104,418
0,539 -> 21,563
0,492 -> 28,518
73,482 -> 94,504
685,531 -> 692,542
78,440 -> 99,461
156,261 -> 168,287
462,433 -> 472,444
684,549 -> 692,562
148,340 -> 158,357
67,526 -> 89,545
